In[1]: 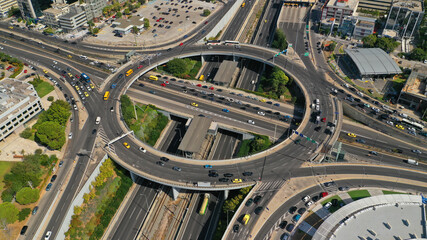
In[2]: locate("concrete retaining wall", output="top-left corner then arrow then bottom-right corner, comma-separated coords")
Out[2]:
57,154 -> 109,239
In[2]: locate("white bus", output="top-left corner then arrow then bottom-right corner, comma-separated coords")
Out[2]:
401,118 -> 424,131
224,40 -> 240,45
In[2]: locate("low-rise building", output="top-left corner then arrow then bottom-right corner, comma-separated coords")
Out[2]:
321,0 -> 359,25
397,68 -> 427,113
43,7 -> 65,27
112,17 -> 145,35
384,0 -> 424,40
58,5 -> 87,32
0,79 -> 43,141
358,0 -> 392,12
339,16 -> 376,39
0,0 -> 18,18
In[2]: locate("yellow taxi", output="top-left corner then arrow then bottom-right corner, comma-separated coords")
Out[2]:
68,55 -> 72,58
395,124 -> 404,130
260,99 -> 266,102
191,102 -> 198,107
84,92 -> 89,97
68,73 -> 73,78
347,133 -> 356,138
43,69 -> 48,74
232,179 -> 242,183
123,142 -> 130,149
8,26 -> 13,30
89,83 -> 95,89
75,86 -> 79,91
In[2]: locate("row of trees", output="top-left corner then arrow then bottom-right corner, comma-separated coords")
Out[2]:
258,66 -> 292,99
1,149 -> 57,203
361,34 -> 399,53
102,0 -> 146,19
29,100 -> 71,150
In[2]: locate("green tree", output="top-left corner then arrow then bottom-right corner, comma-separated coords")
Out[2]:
18,208 -> 31,222
362,34 -> 377,48
34,121 -> 65,150
143,18 -> 150,29
20,127 -> 33,139
376,37 -> 399,52
36,100 -> 71,127
116,12 -> 123,18
164,58 -> 191,75
408,48 -> 426,61
43,27 -> 54,35
329,42 -> 337,51
92,27 -> 100,34
0,202 -> 19,225
135,2 -> 141,8
203,9 -> 211,16
124,8 -> 130,15
16,187 -> 40,205
271,29 -> 288,51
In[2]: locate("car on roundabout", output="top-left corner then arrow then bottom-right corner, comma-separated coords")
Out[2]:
222,108 -> 229,113
395,124 -> 404,130
347,133 -> 356,138
232,179 -> 242,183
248,120 -> 255,124
139,147 -> 146,153
204,165 -> 212,168
123,142 -> 130,149
191,102 -> 198,107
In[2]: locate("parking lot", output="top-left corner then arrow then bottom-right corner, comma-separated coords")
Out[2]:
90,0 -> 218,46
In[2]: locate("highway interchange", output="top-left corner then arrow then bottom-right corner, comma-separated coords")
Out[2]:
1,1 -> 426,240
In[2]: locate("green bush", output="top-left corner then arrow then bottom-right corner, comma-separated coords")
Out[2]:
0,202 -> 19,225
20,127 -> 33,139
16,187 -> 40,205
18,208 -> 31,221
47,96 -> 54,101
203,9 -> 211,16
271,29 -> 288,51
1,188 -> 14,202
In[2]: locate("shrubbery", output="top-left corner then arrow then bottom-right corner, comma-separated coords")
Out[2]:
272,29 -> 288,51
0,202 -> 19,226
20,127 -> 33,139
163,58 -> 201,79
18,208 -> 31,222
16,187 -> 40,205
361,34 -> 399,53
258,66 -> 291,99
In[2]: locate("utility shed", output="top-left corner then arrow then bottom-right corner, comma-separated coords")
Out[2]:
344,48 -> 402,76
178,116 -> 212,157
213,60 -> 238,86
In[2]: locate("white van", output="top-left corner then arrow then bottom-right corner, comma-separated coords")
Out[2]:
315,99 -> 320,104
406,159 -> 418,166
95,116 -> 101,125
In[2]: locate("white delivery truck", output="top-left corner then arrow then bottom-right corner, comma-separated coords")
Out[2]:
406,159 -> 419,166
95,116 -> 101,125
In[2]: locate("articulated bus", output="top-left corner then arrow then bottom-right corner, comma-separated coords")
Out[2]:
401,118 -> 424,131
149,75 -> 158,81
224,40 -> 240,45
206,40 -> 221,45
126,69 -> 133,77
103,91 -> 110,101
199,194 -> 210,215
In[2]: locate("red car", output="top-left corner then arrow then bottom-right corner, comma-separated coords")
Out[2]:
156,19 -> 160,22
164,81 -> 169,84
321,117 -> 326,122
321,192 -> 328,198
179,43 -> 184,46
24,69 -> 27,73
204,21 -> 208,24
161,83 -> 166,87
75,74 -> 80,78
6,66 -> 12,70
138,65 -> 143,69
209,86 -> 214,90
197,84 -> 202,87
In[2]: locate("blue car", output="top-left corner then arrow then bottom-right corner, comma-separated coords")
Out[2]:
274,103 -> 280,107
222,108 -> 229,113
204,165 -> 212,169
46,183 -> 52,191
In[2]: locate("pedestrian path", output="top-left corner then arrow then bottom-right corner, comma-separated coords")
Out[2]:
255,180 -> 286,193
312,204 -> 331,220
367,188 -> 384,196
298,221 -> 317,236
337,192 -> 353,205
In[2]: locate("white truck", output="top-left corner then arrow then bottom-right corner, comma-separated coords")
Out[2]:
405,159 -> 419,166
95,116 -> 101,125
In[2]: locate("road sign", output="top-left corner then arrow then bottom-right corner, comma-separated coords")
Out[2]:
289,44 -> 292,48
299,133 -> 304,137
294,131 -> 299,135
306,137 -> 311,141
312,140 -> 316,143
304,52 -> 309,56
335,112 -> 339,114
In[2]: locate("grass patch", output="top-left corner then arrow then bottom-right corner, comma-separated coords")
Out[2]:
235,139 -> 251,157
0,161 -> 14,192
235,134 -> 271,157
34,81 -> 54,98
321,195 -> 345,213
391,77 -> 406,92
347,190 -> 371,201
382,190 -> 406,195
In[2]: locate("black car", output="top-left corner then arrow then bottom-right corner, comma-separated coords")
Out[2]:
160,157 -> 169,162
233,224 -> 239,232
156,161 -> 165,166
332,198 -> 339,206
245,198 -> 254,207
20,226 -> 28,235
167,48 -> 172,51
209,173 -> 219,177
279,220 -> 288,229
298,207 -> 306,214
224,173 -> 233,177
288,206 -> 297,214
50,175 -> 57,182
286,224 -> 295,232
209,170 -> 217,174
242,171 -> 253,176
254,206 -> 263,215
219,178 -> 229,182
118,74 -> 124,79
32,206 -> 39,215
392,148 -> 403,153
324,181 -> 335,187
312,196 -> 319,202
254,195 -> 262,204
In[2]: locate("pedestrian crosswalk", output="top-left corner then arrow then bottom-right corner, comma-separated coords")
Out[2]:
256,180 -> 286,193
98,125 -> 116,155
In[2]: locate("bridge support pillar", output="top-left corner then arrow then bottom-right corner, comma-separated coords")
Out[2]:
224,190 -> 229,200
201,55 -> 206,65
130,172 -> 138,182
172,187 -> 181,200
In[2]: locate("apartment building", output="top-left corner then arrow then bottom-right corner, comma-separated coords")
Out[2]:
0,0 -> 18,18
321,0 -> 359,25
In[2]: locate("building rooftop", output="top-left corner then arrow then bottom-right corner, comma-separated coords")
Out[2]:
0,78 -> 39,122
392,0 -> 423,12
401,69 -> 427,100
43,7 -> 63,15
112,17 -> 145,30
178,116 -> 212,153
345,48 -> 402,76
213,60 -> 239,84
326,0 -> 359,9
313,194 -> 426,240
